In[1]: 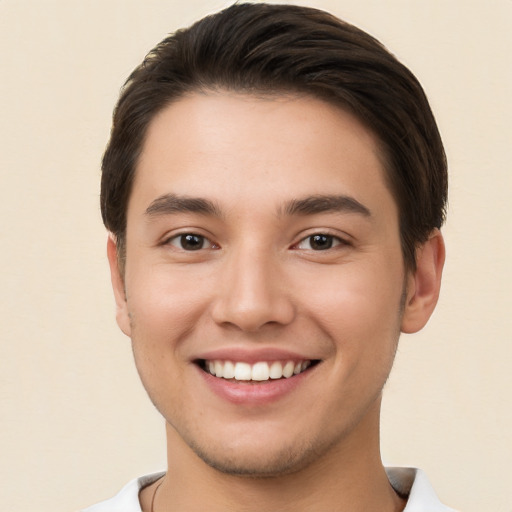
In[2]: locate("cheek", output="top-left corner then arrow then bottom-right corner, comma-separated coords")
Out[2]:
300,260 -> 404,353
125,270 -> 199,397
124,272 -> 212,400
126,261 -> 212,336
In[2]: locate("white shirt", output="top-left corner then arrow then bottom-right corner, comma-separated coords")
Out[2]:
81,467 -> 457,511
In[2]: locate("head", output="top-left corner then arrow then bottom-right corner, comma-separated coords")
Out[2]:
102,3 -> 447,479
101,2 -> 447,275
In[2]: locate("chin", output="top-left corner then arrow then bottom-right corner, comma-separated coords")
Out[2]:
192,445 -> 308,478
185,431 -> 327,478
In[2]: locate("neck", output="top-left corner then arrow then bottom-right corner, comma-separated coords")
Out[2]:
143,399 -> 406,512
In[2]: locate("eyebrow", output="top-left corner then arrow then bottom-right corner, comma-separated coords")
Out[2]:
144,193 -> 371,219
145,193 -> 221,217
281,195 -> 371,217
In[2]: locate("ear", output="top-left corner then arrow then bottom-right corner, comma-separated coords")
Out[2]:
106,234 -> 132,337
401,229 -> 445,334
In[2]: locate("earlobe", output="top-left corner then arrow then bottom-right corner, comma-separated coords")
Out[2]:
401,229 -> 445,334
106,235 -> 132,337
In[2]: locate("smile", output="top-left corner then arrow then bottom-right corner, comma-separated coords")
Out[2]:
201,359 -> 316,381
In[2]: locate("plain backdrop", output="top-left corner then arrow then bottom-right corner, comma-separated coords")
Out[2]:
1,1 -> 510,511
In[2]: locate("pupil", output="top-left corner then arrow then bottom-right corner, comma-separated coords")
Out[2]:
311,235 -> 332,250
181,234 -> 203,250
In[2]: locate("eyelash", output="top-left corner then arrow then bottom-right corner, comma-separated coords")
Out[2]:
163,232 -> 349,252
164,233 -> 217,251
293,233 -> 348,251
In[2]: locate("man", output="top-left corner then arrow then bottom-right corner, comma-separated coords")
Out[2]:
84,3 -> 454,511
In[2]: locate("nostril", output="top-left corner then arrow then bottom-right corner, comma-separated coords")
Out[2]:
211,300 -> 296,332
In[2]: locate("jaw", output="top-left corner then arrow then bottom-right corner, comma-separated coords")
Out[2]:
161,395 -> 388,512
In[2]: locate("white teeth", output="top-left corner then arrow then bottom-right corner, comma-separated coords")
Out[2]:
234,362 -> 252,381
223,360 -> 235,379
251,362 -> 269,381
283,361 -> 295,378
214,360 -> 223,378
269,361 -> 283,379
205,359 -> 313,381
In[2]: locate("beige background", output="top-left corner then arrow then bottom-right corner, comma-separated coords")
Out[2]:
1,1 -> 510,511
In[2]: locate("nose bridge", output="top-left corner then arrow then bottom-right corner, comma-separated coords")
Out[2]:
211,240 -> 294,331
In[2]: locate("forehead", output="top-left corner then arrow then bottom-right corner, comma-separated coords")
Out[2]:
131,91 -> 396,220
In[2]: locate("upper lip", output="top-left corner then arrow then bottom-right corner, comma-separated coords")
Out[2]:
193,347 -> 319,364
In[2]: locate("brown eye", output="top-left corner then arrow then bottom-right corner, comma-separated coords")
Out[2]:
309,234 -> 334,250
295,233 -> 345,251
168,233 -> 209,251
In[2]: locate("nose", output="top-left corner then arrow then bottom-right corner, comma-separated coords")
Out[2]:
211,246 -> 296,332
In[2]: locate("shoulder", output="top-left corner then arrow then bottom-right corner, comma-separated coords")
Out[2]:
386,467 -> 458,512
80,472 -> 165,512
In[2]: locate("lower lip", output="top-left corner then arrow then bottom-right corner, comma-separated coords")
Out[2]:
197,365 -> 315,405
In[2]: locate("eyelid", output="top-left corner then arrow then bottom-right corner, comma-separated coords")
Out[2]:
291,230 -> 352,250
161,230 -> 219,250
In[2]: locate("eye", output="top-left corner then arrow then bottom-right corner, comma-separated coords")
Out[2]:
166,233 -> 214,251
295,234 -> 345,251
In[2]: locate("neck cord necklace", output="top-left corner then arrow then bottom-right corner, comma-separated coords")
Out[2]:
150,479 -> 164,512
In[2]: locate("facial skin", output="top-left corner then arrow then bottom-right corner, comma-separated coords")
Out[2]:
108,92 -> 444,511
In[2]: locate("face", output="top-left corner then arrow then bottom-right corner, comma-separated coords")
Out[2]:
110,92 -> 422,476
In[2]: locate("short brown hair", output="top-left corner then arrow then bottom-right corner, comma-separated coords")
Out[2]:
101,2 -> 447,271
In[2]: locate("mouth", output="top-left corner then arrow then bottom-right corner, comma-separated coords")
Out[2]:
197,359 -> 320,382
